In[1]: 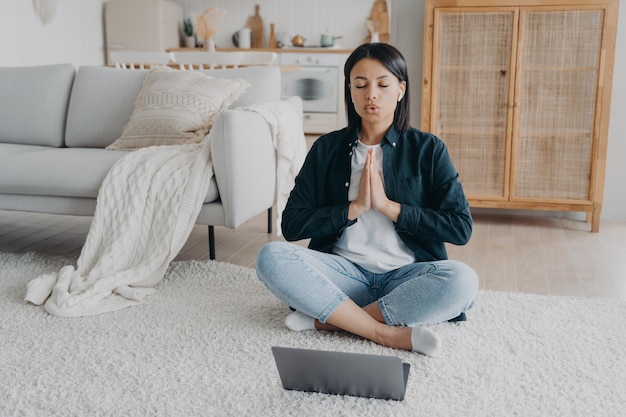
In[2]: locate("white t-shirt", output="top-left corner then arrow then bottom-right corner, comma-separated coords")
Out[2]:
332,140 -> 415,273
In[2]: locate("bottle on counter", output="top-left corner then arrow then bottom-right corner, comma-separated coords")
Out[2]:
269,23 -> 277,49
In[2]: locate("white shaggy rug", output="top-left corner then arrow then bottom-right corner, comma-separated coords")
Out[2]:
1,251 -> 625,417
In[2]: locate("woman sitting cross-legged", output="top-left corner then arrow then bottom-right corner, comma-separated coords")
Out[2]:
256,43 -> 478,356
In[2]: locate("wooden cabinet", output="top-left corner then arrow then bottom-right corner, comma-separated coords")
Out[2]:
421,0 -> 619,231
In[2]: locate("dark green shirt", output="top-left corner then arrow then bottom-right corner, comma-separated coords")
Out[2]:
281,125 -> 472,262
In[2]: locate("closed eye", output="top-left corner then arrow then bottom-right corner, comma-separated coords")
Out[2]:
355,84 -> 389,89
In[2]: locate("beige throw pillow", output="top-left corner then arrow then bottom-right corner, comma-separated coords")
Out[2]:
107,67 -> 249,150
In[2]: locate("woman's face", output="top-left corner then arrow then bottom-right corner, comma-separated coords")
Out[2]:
349,57 -> 406,128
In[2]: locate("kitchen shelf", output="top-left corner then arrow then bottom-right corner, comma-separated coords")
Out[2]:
168,47 -> 354,54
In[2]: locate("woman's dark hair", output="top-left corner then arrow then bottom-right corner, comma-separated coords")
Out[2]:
344,43 -> 410,132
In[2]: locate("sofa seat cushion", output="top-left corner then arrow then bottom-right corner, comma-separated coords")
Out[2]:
0,147 -> 218,203
0,143 -> 56,158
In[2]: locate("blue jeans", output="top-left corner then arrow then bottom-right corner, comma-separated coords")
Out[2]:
256,241 -> 479,326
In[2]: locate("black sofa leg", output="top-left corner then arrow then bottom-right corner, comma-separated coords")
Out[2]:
208,208 -> 271,260
208,225 -> 216,260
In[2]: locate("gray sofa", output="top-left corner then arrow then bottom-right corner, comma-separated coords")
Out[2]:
0,63 -> 297,259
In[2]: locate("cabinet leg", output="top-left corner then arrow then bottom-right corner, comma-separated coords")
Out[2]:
591,211 -> 600,233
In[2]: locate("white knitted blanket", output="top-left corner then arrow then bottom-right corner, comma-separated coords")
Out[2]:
25,141 -> 213,317
24,101 -> 305,317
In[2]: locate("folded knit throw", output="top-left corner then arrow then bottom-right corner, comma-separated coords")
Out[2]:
25,140 -> 213,317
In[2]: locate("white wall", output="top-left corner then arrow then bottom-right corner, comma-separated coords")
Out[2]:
1,0 -> 624,222
603,4 -> 626,222
0,0 -> 107,67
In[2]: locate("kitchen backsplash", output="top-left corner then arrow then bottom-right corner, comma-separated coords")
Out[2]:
174,0 -> 385,49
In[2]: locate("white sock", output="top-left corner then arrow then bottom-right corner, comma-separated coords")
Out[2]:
284,311 -> 316,331
411,326 -> 441,356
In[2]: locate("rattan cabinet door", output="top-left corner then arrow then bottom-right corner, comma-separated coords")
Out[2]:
422,0 -> 618,232
427,8 -> 517,200
512,8 -> 604,202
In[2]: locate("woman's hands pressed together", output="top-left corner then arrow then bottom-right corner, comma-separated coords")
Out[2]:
348,148 -> 401,222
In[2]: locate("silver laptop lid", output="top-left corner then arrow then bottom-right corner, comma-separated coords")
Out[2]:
272,346 -> 410,401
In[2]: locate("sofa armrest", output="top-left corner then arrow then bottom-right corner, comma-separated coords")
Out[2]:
209,108 -> 277,228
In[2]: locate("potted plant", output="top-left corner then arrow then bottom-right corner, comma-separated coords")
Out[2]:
182,18 -> 195,48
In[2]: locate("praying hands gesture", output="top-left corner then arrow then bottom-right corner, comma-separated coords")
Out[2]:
349,148 -> 401,222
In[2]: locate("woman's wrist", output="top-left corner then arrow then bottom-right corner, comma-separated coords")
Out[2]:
381,200 -> 401,222
348,201 -> 367,220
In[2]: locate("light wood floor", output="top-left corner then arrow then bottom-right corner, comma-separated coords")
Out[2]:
1,209 -> 625,301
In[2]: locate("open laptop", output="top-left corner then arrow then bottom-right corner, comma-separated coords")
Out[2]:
271,346 -> 410,401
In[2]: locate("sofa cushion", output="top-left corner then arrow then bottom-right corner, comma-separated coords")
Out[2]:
65,66 -> 147,148
0,148 -> 128,198
0,64 -> 75,147
0,143 -> 55,158
106,67 -> 249,150
0,147 -> 219,203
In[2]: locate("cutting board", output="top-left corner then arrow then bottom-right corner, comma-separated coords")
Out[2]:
366,0 -> 390,43
246,4 -> 264,48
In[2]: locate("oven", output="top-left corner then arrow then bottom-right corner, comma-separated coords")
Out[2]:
280,53 -> 339,113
